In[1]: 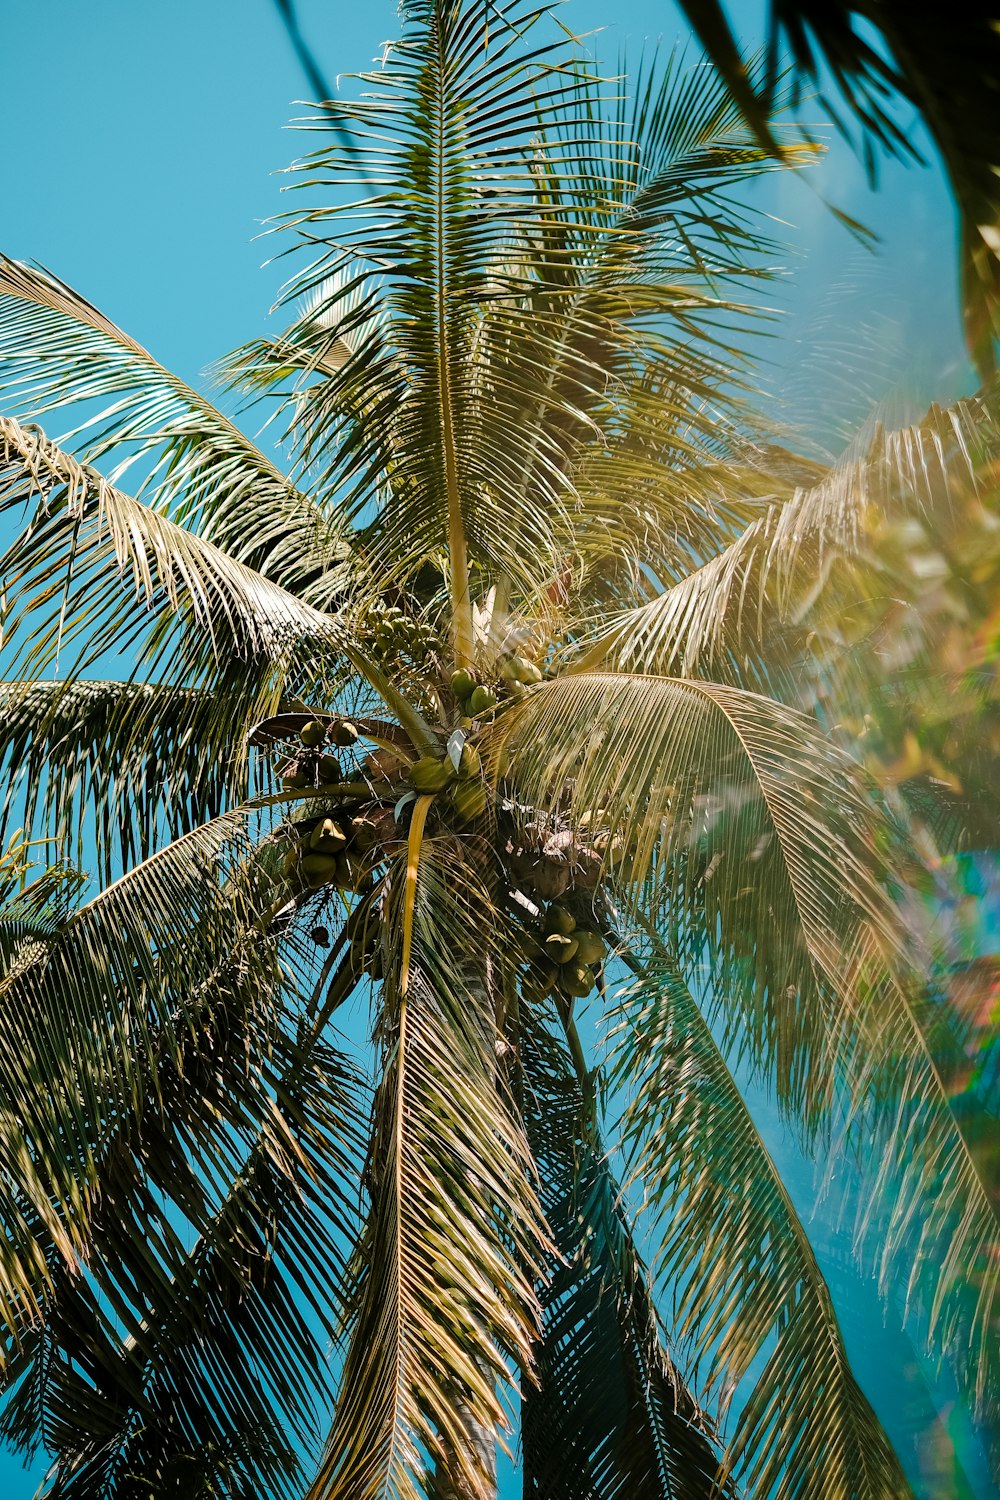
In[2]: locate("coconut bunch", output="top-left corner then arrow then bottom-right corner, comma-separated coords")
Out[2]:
515,899 -> 608,1003
367,599 -> 440,667
282,808 -> 383,894
279,715 -> 361,793
450,653 -> 543,722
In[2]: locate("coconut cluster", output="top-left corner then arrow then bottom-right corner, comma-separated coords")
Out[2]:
369,601 -> 439,665
517,900 -> 606,1002
280,717 -> 359,792
408,740 -> 488,822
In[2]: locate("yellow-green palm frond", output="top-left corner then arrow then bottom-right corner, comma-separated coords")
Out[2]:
0,257 -> 355,596
611,946 -> 914,1500
574,389 -> 1000,691
311,834 -> 544,1500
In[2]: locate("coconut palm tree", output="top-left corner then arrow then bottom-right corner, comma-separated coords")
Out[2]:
0,3 -> 995,1497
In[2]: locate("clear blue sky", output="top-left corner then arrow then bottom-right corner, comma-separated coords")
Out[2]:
0,2 -> 988,1497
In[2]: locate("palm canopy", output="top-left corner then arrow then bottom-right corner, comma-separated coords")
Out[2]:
0,3 -> 995,1497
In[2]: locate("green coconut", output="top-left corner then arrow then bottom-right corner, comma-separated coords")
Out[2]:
316,754 -> 343,786
544,903 -> 577,935
299,720 -> 327,748
572,928 -> 606,965
282,770 -> 308,790
503,655 -> 543,685
545,931 -> 579,965
559,963 -> 594,999
411,755 -> 454,792
310,817 -> 348,854
451,778 -> 488,822
451,668 -> 476,701
457,742 -> 481,779
332,719 -> 360,748
467,685 -> 497,715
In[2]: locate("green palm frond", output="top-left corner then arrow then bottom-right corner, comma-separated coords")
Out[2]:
611,946 -> 913,1500
521,1012 -> 727,1499
0,258 -> 355,597
0,679 -> 272,879
312,835 -> 544,1500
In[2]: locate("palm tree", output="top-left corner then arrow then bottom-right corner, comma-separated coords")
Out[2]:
0,3 -> 994,1497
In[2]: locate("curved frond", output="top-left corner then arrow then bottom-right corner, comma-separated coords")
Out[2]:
0,257 -> 355,597
521,1011 -> 727,1499
612,947 -> 913,1500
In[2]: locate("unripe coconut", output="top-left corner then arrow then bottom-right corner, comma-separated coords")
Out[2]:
310,817 -> 348,854
559,963 -> 594,999
572,928 -> 606,965
317,754 -> 343,786
334,852 -> 356,888
451,778 -> 487,822
544,903 -> 577,935
300,720 -> 327,748
301,852 -> 339,880
457,742 -> 481,779
451,668 -> 476,701
467,685 -> 497,715
282,846 -> 301,876
332,720 -> 360,748
545,932 -> 579,965
503,655 -> 543,685
282,770 -> 308,790
531,860 -> 571,900
411,755 -> 454,793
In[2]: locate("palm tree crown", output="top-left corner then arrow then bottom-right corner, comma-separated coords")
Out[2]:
0,3 -> 995,1497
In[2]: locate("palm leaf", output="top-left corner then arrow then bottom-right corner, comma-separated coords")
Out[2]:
520,1010 -> 727,1499
311,833 -> 544,1500
0,257 -> 354,598
611,945 -> 914,1500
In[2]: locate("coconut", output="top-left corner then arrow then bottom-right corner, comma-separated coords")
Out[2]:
282,770 -> 308,790
450,668 -> 476,701
332,719 -> 360,748
531,860 -> 571,900
411,755 -> 454,792
545,932 -> 579,965
572,928 -> 606,965
316,754 -> 343,786
457,742 -> 481,779
451,779 -> 487,822
559,963 -> 594,999
544,903 -> 577,935
282,846 -> 301,876
467,685 -> 497,715
503,654 -> 543,685
299,720 -> 327,748
310,817 -> 348,854
301,852 -> 339,879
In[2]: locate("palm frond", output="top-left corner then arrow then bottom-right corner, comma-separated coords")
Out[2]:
311,833 -> 544,1500
520,1009 -> 727,1499
611,946 -> 914,1500
573,387 -> 1000,691
0,257 -> 355,598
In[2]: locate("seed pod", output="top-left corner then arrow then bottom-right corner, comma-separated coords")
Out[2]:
450,668 -> 476,701
411,755 -> 454,793
545,932 -> 579,965
310,817 -> 348,854
467,685 -> 497,715
572,928 -> 606,965
299,720 -> 327,748
332,719 -> 359,748
544,903 -> 577,935
451,778 -> 488,823
559,963 -> 594,999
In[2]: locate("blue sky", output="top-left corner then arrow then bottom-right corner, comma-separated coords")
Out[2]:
0,2 -> 990,1496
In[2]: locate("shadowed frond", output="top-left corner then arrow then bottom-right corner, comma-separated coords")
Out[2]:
311,834 -> 544,1500
611,946 -> 913,1500
0,257 -> 356,596
520,1010 -> 727,1499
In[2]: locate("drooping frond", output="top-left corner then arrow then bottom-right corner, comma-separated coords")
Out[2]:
311,834 -> 544,1500
487,671 -> 999,1422
0,415 -> 344,698
520,1010 -> 727,1499
0,679 -> 270,880
573,389 -> 1000,691
0,257 -> 355,598
611,947 -> 914,1500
